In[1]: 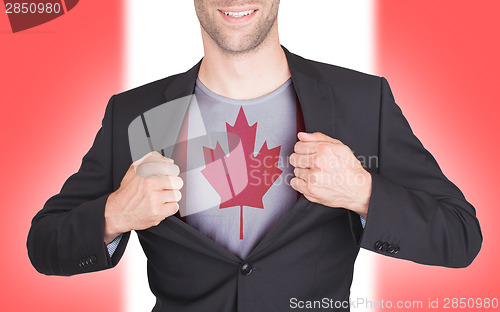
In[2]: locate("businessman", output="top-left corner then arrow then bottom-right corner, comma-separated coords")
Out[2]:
27,1 -> 482,311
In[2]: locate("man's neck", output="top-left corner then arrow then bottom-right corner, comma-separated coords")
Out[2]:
198,31 -> 291,100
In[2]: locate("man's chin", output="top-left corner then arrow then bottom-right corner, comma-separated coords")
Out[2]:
215,35 -> 268,55
220,44 -> 259,55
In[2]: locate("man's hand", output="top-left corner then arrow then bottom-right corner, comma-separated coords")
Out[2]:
289,132 -> 372,219
103,151 -> 184,244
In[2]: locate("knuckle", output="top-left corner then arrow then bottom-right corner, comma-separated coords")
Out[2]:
166,202 -> 179,215
136,164 -> 151,178
310,172 -> 320,184
173,190 -> 182,202
293,143 -> 301,154
301,158 -> 308,168
173,164 -> 180,175
137,162 -> 150,171
317,144 -> 328,154
309,167 -> 319,175
152,179 -> 165,190
312,156 -> 321,168
296,156 -> 305,167
166,163 -> 180,176
308,174 -> 315,184
165,176 -> 177,189
174,176 -> 184,189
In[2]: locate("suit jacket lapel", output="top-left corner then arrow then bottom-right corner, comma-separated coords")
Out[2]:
246,47 -> 337,258
282,46 -> 336,137
163,59 -> 201,103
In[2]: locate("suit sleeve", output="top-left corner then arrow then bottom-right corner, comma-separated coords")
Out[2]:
27,95 -> 130,276
354,77 -> 482,268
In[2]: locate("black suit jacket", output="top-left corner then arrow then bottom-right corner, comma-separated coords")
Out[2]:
27,46 -> 482,311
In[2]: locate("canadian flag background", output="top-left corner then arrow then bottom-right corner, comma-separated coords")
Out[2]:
1,1 -> 498,311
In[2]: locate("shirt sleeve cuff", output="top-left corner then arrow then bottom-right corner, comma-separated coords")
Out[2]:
106,234 -> 123,257
360,215 -> 366,229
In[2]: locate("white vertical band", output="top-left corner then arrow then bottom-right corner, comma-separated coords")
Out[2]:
125,1 -> 375,311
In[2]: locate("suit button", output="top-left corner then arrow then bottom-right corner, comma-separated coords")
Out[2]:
393,245 -> 400,254
79,259 -> 87,267
374,241 -> 383,250
387,244 -> 395,254
240,263 -> 253,276
89,256 -> 97,265
381,242 -> 389,252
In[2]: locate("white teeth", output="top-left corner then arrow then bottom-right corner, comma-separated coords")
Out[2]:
222,10 -> 255,18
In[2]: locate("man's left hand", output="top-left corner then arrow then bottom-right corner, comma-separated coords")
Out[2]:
289,132 -> 372,219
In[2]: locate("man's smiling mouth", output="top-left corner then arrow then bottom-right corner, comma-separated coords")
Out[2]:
219,9 -> 257,18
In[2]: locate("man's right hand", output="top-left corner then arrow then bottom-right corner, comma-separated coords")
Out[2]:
103,151 -> 184,244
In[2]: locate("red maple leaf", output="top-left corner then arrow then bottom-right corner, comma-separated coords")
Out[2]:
201,106 -> 282,239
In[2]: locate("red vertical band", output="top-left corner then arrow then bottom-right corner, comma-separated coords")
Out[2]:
376,0 -> 498,302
